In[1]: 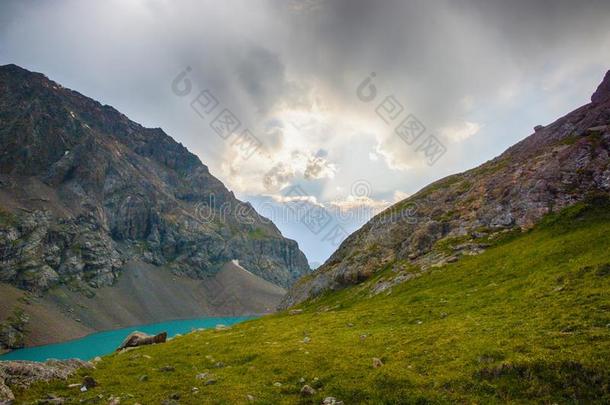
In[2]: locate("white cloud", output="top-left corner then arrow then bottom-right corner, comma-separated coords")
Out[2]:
304,155 -> 337,180
393,190 -> 410,202
271,194 -> 322,207
441,121 -> 481,143
329,195 -> 390,214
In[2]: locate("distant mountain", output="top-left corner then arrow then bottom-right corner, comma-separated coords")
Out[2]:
0,64 -> 309,348
282,70 -> 610,307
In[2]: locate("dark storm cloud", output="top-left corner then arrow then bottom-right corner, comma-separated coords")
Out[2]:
236,46 -> 287,115
277,0 -> 610,121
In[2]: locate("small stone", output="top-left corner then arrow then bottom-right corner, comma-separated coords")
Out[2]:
169,392 -> 181,400
215,324 -> 229,331
82,376 -> 97,389
302,337 -> 311,343
138,375 -> 149,382
160,365 -> 175,372
142,355 -> 152,359
246,394 -> 255,401
273,382 -> 282,387
80,386 -> 87,392
440,312 -> 448,318
68,383 -> 80,388
289,309 -> 303,315
204,378 -> 217,385
108,397 -> 121,405
359,334 -> 367,341
93,356 -> 102,363
300,385 -> 316,396
299,377 -> 305,383
40,394 -> 65,404
215,361 -> 225,368
347,323 -> 354,327
372,357 -> 384,368
323,397 -> 344,405
195,373 -> 209,380
416,320 -> 423,325
191,387 -> 199,393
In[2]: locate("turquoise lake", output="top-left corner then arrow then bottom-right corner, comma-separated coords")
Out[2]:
0,316 -> 253,362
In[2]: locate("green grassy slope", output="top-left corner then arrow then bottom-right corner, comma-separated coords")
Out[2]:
15,198 -> 610,404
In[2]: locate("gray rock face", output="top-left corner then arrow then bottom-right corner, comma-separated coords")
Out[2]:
281,70 -> 610,308
0,64 -> 310,300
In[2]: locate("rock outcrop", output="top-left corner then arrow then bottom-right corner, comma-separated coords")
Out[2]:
281,70 -> 610,308
0,64 -> 310,300
0,359 -> 92,402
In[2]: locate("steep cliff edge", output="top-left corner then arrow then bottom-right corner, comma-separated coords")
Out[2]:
282,70 -> 610,308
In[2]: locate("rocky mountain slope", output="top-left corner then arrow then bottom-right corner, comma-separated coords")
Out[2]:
282,70 -> 610,307
0,64 -> 309,348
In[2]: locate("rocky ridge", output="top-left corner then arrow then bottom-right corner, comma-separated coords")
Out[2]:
281,70 -> 610,307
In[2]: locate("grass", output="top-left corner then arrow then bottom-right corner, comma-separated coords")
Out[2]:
247,227 -> 272,240
13,199 -> 610,404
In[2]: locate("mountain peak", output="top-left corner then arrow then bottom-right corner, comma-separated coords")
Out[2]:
591,70 -> 610,104
0,63 -> 45,79
0,63 -> 25,71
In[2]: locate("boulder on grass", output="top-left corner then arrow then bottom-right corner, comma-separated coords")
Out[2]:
116,331 -> 167,351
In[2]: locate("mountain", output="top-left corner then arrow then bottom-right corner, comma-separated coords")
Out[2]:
0,64 -> 309,349
281,70 -> 610,308
4,72 -> 610,405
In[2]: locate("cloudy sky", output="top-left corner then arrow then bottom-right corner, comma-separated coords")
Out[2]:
1,0 -> 609,265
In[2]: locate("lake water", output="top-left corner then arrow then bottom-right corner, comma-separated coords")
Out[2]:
0,316 -> 253,362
